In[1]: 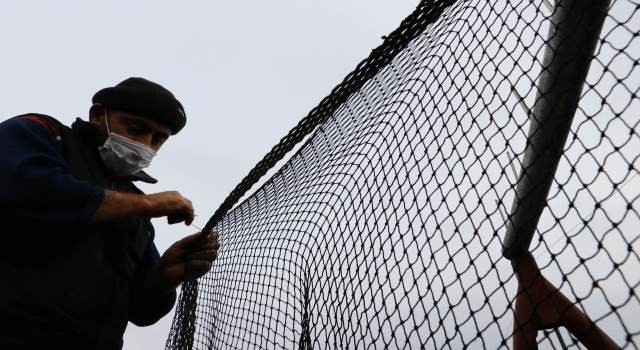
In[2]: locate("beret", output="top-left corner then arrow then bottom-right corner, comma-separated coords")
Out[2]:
93,77 -> 186,135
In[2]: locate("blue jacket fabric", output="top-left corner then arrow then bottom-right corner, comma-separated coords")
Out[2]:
0,116 -> 176,349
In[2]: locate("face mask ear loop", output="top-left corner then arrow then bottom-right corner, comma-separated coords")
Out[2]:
104,109 -> 111,135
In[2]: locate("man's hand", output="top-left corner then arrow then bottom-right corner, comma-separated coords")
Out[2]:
142,231 -> 220,298
92,189 -> 195,225
142,191 -> 195,225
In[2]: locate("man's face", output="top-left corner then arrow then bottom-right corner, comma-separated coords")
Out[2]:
91,108 -> 171,152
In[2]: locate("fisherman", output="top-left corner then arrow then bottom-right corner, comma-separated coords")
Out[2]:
0,77 -> 218,349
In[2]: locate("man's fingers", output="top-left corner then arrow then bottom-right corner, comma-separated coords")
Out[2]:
171,231 -> 220,251
166,205 -> 194,225
168,231 -> 220,281
186,249 -> 217,279
199,235 -> 220,250
187,249 -> 218,262
187,250 -> 217,274
185,231 -> 220,275
181,200 -> 195,225
167,212 -> 190,225
167,212 -> 182,224
170,231 -> 203,250
145,191 -> 195,224
186,261 -> 213,279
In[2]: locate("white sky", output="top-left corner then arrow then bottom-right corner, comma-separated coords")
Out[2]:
0,1 -> 420,348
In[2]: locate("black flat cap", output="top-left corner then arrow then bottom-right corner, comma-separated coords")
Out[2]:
92,77 -> 186,135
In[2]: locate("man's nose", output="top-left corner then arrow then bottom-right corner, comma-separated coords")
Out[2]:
132,134 -> 153,148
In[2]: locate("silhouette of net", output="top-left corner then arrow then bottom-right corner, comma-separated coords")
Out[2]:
167,0 -> 640,348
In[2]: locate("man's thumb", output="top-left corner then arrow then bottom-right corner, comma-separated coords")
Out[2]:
173,232 -> 202,249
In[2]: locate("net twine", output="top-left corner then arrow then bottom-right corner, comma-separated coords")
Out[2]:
168,0 -> 640,348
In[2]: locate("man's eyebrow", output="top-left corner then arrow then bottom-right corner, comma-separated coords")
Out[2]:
124,117 -> 152,131
123,116 -> 170,140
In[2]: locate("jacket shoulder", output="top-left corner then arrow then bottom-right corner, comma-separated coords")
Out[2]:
12,113 -> 70,141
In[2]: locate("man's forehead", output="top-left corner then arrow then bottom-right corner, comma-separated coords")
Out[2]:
116,112 -> 172,133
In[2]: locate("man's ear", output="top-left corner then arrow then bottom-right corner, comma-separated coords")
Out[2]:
88,103 -> 106,126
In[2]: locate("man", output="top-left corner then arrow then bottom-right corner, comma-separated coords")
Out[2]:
0,78 -> 219,349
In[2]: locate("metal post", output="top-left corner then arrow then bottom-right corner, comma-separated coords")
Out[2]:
502,0 -> 611,259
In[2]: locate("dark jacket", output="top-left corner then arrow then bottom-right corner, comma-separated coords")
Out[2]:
0,115 -> 176,349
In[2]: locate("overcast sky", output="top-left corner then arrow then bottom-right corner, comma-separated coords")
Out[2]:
0,1 -> 419,348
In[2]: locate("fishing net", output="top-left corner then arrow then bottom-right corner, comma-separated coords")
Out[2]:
167,0 -> 640,348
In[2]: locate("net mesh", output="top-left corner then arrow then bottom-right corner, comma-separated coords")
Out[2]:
167,0 -> 640,348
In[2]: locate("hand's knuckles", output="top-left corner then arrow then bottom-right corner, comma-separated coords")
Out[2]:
188,250 -> 216,261
187,259 -> 209,267
204,240 -> 219,249
188,260 -> 213,273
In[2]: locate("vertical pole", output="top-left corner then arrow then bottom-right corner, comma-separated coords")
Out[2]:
502,0 -> 611,259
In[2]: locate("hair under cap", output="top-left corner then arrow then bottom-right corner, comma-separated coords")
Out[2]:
92,77 -> 186,135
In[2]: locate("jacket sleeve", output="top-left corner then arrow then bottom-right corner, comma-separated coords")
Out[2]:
129,224 -> 177,326
0,117 -> 105,226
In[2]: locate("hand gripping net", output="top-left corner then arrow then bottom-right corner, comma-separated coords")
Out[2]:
167,0 -> 640,348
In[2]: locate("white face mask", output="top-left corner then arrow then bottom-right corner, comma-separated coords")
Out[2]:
98,111 -> 157,176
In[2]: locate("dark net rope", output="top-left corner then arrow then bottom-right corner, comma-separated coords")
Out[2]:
167,0 -> 640,348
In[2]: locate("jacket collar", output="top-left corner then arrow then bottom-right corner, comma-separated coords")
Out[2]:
116,171 -> 158,184
71,118 -> 104,148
